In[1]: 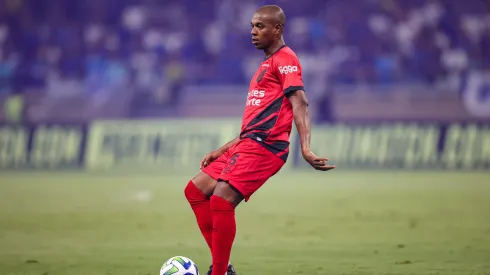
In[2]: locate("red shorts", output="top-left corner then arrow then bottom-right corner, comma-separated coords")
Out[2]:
202,138 -> 285,202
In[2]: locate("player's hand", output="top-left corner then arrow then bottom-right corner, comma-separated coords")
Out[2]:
302,150 -> 336,171
200,150 -> 223,169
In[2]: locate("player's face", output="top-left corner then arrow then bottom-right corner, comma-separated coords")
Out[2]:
250,14 -> 280,50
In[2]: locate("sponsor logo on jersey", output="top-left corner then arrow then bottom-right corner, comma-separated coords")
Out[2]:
278,65 -> 298,75
246,89 -> 265,106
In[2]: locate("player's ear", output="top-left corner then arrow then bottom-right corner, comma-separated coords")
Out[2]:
275,24 -> 283,35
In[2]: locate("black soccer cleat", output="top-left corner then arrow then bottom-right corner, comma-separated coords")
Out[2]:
227,264 -> 236,275
206,264 -> 236,275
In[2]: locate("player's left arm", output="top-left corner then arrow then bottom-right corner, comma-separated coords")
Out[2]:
288,91 -> 335,171
288,90 -> 311,156
276,56 -> 335,171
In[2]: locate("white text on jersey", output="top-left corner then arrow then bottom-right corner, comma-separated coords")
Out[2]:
246,90 -> 265,106
278,65 -> 298,75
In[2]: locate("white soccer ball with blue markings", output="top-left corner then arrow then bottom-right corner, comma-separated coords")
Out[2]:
160,256 -> 199,275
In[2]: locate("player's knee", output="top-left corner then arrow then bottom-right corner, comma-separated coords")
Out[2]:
184,180 -> 195,199
184,180 -> 208,205
191,172 -> 217,196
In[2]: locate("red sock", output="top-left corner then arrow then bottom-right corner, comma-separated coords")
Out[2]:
184,181 -> 213,250
210,195 -> 236,275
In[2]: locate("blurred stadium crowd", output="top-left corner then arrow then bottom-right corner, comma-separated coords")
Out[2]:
0,0 -> 489,121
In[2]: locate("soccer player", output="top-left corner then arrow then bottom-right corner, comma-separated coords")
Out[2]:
184,5 -> 335,275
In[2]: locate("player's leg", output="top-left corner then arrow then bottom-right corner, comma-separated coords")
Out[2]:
209,181 -> 243,275
184,150 -> 230,250
209,139 -> 285,275
184,172 -> 217,249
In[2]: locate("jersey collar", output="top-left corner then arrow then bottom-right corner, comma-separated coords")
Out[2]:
264,45 -> 287,61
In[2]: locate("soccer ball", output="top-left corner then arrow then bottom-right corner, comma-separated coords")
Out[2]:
160,256 -> 199,275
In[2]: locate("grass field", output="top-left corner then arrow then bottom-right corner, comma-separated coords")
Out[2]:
1,171 -> 489,275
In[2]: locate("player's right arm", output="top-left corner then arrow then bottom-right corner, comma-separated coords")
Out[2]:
200,136 -> 240,169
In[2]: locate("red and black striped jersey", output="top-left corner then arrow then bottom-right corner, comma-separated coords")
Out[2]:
240,45 -> 305,162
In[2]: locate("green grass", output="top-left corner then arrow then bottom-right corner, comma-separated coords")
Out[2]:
1,171 -> 489,275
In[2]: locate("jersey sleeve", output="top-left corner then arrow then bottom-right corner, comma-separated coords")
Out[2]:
274,55 -> 305,96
